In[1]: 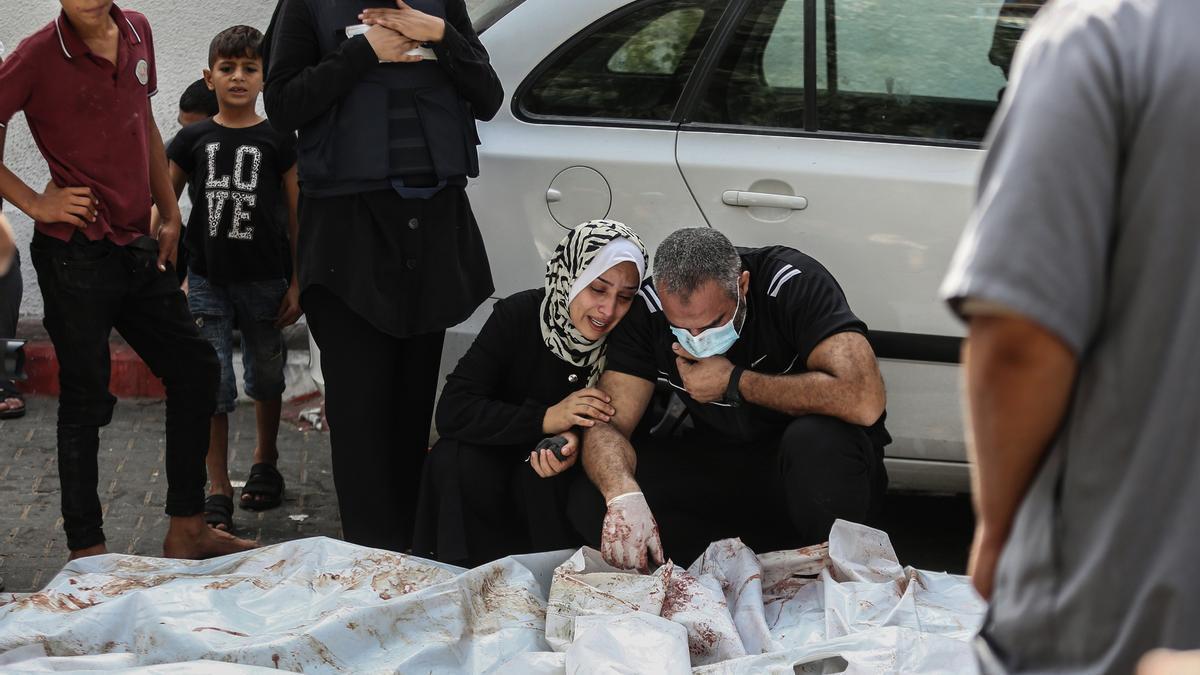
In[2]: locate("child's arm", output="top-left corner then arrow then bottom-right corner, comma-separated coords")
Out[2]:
146,105 -> 181,273
0,162 -> 97,232
275,164 -> 303,328
149,160 -> 188,237
0,46 -> 96,231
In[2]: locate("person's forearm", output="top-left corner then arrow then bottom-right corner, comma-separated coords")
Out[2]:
431,4 -> 503,120
287,212 -> 299,282
284,173 -> 300,282
0,163 -> 41,220
264,1 -> 378,133
0,213 -> 14,274
963,315 -> 1077,547
740,368 -> 885,426
434,388 -> 547,445
0,126 -> 5,210
147,117 -> 178,226
581,421 -> 640,502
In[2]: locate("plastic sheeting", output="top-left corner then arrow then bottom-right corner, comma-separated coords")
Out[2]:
0,520 -> 985,673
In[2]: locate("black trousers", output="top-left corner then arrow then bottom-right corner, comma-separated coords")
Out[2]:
303,285 -> 444,552
567,415 -> 888,565
412,437 -> 581,567
0,249 -> 20,386
30,232 -> 218,550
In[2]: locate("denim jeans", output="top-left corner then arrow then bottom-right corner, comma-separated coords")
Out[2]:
187,272 -> 288,414
30,232 -> 218,550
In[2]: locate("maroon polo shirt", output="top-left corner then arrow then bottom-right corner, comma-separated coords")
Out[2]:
0,4 -> 157,245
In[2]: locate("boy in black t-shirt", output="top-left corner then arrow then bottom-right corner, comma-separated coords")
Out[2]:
163,25 -> 301,533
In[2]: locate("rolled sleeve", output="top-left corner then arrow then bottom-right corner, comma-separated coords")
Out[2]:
603,295 -> 660,383
941,5 -> 1122,357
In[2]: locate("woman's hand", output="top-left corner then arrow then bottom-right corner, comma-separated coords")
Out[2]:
543,387 -> 615,434
529,430 -> 579,478
364,25 -> 423,63
360,2 -> 446,44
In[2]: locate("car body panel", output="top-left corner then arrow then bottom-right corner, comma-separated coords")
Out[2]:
310,0 -> 1021,492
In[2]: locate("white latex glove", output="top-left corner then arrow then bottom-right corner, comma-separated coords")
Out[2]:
600,491 -> 665,573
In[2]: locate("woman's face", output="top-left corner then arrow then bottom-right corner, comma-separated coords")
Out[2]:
568,261 -> 641,341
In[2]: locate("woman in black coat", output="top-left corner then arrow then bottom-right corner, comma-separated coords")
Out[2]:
263,0 -> 502,552
414,220 -> 647,566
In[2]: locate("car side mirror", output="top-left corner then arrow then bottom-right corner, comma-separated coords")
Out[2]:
3,339 -> 26,381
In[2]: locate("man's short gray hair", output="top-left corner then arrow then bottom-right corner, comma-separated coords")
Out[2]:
654,228 -> 741,301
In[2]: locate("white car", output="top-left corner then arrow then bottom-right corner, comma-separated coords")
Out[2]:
321,0 -> 1038,492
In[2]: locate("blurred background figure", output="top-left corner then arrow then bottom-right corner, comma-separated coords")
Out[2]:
942,0 -> 1200,672
0,38 -> 24,421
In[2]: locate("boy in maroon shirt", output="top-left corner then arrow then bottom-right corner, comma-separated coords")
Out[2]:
0,0 -> 257,559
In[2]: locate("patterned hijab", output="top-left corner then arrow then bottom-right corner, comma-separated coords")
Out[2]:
540,220 -> 648,385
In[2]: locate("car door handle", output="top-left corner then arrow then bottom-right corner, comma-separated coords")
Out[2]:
546,188 -> 563,203
722,190 -> 808,210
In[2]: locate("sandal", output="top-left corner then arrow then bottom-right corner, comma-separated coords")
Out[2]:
240,463 -> 284,511
204,494 -> 235,532
0,381 -> 24,420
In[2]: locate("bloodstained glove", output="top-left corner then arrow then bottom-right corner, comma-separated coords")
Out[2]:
600,491 -> 665,573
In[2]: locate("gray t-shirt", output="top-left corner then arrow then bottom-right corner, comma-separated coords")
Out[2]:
941,0 -> 1200,672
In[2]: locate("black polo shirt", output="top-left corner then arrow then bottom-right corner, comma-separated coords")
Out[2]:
607,245 -> 876,443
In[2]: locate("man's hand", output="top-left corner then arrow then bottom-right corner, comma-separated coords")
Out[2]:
672,343 -> 735,404
544,387 -> 615,433
363,25 -> 423,63
360,1 -> 447,43
600,491 -> 664,573
529,430 -> 579,478
154,222 -> 180,272
30,182 -> 96,230
275,278 -> 303,328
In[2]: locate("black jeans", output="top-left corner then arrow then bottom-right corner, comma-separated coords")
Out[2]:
567,415 -> 888,565
303,285 -> 444,552
31,232 -> 218,550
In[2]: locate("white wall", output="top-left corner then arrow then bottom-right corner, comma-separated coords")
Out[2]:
3,1 -> 283,317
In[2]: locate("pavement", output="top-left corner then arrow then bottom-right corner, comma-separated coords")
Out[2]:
0,395 -> 340,593
0,395 -> 974,594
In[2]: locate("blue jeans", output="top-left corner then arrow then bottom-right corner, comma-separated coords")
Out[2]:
187,272 -> 288,414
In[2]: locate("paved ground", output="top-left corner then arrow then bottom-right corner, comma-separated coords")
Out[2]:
0,396 -> 973,593
0,396 -> 340,593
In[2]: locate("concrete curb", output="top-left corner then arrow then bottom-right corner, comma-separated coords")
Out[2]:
14,324 -> 316,401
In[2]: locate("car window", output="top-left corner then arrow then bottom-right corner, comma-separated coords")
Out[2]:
693,0 -> 1046,143
520,0 -> 725,122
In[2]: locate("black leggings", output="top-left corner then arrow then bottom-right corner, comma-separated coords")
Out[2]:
567,415 -> 887,565
303,285 -> 444,552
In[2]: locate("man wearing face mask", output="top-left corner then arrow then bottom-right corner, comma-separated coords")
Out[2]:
567,228 -> 890,571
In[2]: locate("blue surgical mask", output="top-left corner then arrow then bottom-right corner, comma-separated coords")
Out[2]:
671,292 -> 743,358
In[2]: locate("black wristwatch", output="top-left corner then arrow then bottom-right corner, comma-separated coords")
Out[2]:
725,366 -> 745,407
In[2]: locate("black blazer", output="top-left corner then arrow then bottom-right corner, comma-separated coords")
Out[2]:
435,289 -> 591,446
